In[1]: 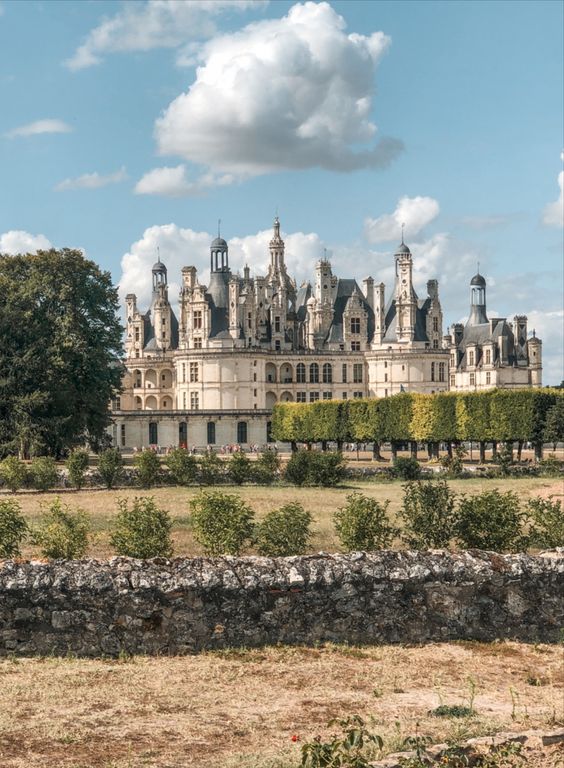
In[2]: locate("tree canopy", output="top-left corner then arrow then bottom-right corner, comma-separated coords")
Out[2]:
0,248 -> 123,457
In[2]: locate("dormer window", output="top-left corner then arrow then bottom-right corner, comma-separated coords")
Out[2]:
350,317 -> 361,334
194,310 -> 202,329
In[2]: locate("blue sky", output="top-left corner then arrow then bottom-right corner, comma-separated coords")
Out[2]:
0,0 -> 562,381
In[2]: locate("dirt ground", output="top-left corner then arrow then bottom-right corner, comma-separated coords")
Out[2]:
6,476 -> 562,560
0,641 -> 561,768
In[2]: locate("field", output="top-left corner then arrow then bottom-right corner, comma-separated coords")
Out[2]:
7,476 -> 563,560
0,642 -> 561,767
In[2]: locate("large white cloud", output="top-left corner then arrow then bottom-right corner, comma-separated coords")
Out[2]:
364,196 -> 440,243
55,167 -> 127,191
65,0 -> 265,71
5,119 -> 72,138
542,153 -> 564,228
146,2 -> 402,191
0,230 -> 52,254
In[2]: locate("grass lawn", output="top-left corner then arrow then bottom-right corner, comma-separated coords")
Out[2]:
0,642 -> 561,767
6,476 -> 563,560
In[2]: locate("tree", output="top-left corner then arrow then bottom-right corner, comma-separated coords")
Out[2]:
544,399 -> 564,450
134,450 -> 161,488
255,503 -> 313,556
190,491 -> 255,555
66,450 -> 90,490
110,497 -> 173,558
0,249 -> 123,458
334,493 -> 397,551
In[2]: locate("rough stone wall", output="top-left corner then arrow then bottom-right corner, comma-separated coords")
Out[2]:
0,550 -> 562,657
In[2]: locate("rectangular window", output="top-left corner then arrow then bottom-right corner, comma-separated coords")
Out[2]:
247,312 -> 252,329
433,317 -> 439,332
486,372 -> 491,385
485,349 -> 491,365
193,310 -> 202,329
351,341 -> 361,351
350,317 -> 361,334
190,362 -> 199,382
207,422 -> 216,444
274,316 -> 281,332
183,392 -> 187,409
342,392 -> 348,399
439,362 -> 446,382
194,337 -> 202,349
162,318 -> 166,325
182,363 -> 186,383
342,364 -> 347,383
450,375 -> 456,387
135,328 -> 140,342
353,392 -> 363,399
468,350 -> 475,366
431,362 -> 435,382
275,340 -> 281,351
162,332 -> 166,339
470,373 -> 475,386
309,392 -> 320,402
353,363 -> 363,383
451,354 -> 455,366
433,339 -> 439,349
190,392 -> 199,410
322,391 -> 332,400
120,424 -> 126,447
384,373 -> 388,382
296,392 -> 306,403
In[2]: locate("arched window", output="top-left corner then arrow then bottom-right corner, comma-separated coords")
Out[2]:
179,422 -> 187,447
322,363 -> 332,384
237,421 -> 248,444
309,363 -> 319,383
207,421 -> 216,445
149,422 -> 158,445
266,421 -> 273,443
296,363 -> 306,383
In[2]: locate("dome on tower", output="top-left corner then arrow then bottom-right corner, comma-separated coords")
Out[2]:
395,242 -> 411,255
470,273 -> 486,287
152,260 -> 167,273
211,236 -> 228,249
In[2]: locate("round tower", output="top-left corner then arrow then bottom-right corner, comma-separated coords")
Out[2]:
467,272 -> 488,326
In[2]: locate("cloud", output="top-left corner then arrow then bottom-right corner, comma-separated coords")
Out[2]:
134,164 -> 235,197
149,2 -> 402,192
5,119 -> 73,138
542,152 -> 564,228
55,167 -> 127,191
364,196 -> 440,243
0,230 -> 52,254
65,0 -> 265,71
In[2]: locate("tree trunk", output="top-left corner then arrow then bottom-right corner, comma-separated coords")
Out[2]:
410,441 -> 418,460
534,441 -> 543,462
479,441 -> 486,463
427,443 -> 433,459
321,440 -> 328,452
492,441 -> 498,458
517,440 -> 523,461
390,442 -> 398,462
372,441 -> 382,461
447,442 -> 453,459
505,441 -> 513,460
291,441 -> 297,453
336,439 -> 343,452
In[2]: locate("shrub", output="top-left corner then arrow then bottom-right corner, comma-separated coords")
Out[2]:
0,456 -> 27,493
538,454 -> 563,477
32,498 -> 89,559
455,489 -> 525,552
190,490 -> 255,555
284,450 -> 311,486
400,479 -> 457,549
253,450 -> 280,485
525,496 -> 564,549
285,450 -> 346,487
0,499 -> 28,558
255,502 -> 312,556
66,450 -> 89,489
334,493 -> 397,552
133,450 -> 161,488
299,715 -> 382,768
29,456 -> 58,491
198,451 -> 224,486
228,451 -> 253,485
491,445 -> 514,476
110,496 -> 173,558
166,448 -> 198,486
439,445 -> 467,477
392,456 -> 421,480
98,448 -> 123,489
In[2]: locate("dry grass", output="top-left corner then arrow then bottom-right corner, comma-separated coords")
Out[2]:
0,642 -> 561,767
6,477 -> 563,560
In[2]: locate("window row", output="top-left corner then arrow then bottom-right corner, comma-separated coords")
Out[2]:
296,391 -> 364,402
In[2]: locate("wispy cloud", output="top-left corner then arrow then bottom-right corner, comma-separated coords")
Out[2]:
134,164 -> 234,197
55,167 -> 127,191
542,151 -> 564,228
5,119 -> 73,138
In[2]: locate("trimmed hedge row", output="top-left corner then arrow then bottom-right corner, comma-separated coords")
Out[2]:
272,388 -> 564,459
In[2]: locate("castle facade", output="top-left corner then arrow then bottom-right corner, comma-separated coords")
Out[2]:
111,217 -> 541,449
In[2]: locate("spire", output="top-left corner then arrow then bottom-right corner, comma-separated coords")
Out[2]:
157,246 -> 161,264
273,214 -> 280,240
401,222 -> 405,245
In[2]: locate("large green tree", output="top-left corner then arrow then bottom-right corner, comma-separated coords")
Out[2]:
0,249 -> 123,458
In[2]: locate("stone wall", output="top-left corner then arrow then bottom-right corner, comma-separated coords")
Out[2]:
0,550 -> 562,657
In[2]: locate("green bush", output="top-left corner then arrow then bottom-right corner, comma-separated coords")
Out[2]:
439,445 -> 467,477
255,502 -> 312,556
285,450 -> 346,487
525,496 -> 564,549
228,451 -> 253,485
334,492 -> 397,552
400,480 -> 457,549
0,499 -> 28,558
66,450 -> 89,489
284,450 -> 311,486
190,490 -> 255,555
98,448 -> 123,489
538,454 -> 563,477
29,456 -> 58,491
455,489 -> 525,552
110,496 -> 173,558
491,445 -> 514,476
166,448 -> 197,486
32,498 -> 89,559
198,451 -> 224,485
133,450 -> 161,488
392,456 -> 421,480
253,450 -> 280,485
0,456 -> 28,493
